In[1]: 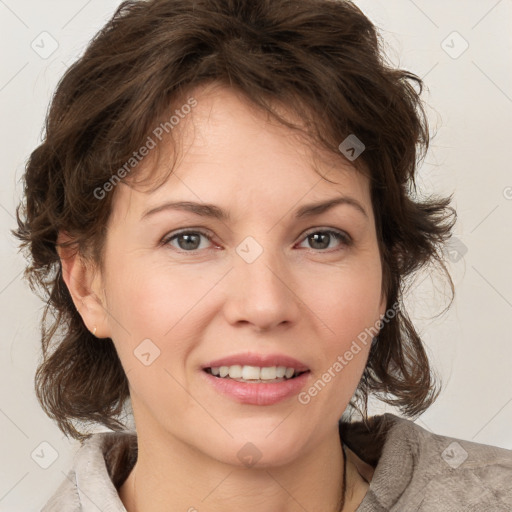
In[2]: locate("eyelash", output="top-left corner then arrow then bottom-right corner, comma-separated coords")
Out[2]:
161,227 -> 352,254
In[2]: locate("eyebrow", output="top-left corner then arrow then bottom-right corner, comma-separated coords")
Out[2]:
140,196 -> 368,222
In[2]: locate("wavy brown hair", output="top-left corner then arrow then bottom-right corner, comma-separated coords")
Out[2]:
13,0 -> 455,440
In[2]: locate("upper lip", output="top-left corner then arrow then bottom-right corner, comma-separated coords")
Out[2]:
202,353 -> 310,372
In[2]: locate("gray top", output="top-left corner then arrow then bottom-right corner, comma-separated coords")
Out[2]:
41,413 -> 512,511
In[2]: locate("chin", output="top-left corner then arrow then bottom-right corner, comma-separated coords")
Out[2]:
210,422 -> 309,467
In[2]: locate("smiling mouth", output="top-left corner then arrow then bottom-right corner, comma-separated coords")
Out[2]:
204,365 -> 309,383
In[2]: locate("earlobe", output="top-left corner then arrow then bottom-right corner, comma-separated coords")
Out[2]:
379,289 -> 387,319
56,231 -> 111,339
380,298 -> 387,319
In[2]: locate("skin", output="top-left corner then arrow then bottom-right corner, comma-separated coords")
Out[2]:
59,83 -> 386,512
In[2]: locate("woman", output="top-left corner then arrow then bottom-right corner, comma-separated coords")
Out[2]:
13,0 -> 512,510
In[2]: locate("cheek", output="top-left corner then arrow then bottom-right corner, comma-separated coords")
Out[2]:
105,251 -> 206,334
299,271 -> 380,416
103,257 -> 206,418
306,259 -> 383,336
103,251 -> 217,380
301,257 -> 382,386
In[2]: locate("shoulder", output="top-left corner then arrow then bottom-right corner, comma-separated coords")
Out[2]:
41,430 -> 137,512
342,413 -> 512,511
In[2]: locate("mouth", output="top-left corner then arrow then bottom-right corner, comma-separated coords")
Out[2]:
203,365 -> 310,383
200,353 -> 311,404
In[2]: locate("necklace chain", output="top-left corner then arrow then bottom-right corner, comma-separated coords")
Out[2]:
338,442 -> 347,511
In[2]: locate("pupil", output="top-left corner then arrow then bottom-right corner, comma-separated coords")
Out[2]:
309,233 -> 329,250
179,234 -> 200,250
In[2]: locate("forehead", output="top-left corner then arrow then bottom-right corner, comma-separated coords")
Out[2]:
111,84 -> 371,221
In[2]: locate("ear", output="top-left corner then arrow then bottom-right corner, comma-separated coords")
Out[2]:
56,231 -> 111,339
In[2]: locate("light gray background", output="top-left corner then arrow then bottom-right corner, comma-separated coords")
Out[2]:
1,0 -> 511,510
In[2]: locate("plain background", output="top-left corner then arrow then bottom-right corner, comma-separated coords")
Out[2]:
1,0 -> 511,510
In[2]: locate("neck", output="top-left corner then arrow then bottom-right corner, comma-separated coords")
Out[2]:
119,424 -> 360,512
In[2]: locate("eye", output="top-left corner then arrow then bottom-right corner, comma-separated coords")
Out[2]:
161,227 -> 352,253
162,229 -> 215,252
296,229 -> 352,251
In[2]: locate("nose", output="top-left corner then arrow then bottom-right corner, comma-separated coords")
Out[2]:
222,243 -> 302,332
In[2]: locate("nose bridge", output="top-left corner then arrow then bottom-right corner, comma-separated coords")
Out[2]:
224,234 -> 300,329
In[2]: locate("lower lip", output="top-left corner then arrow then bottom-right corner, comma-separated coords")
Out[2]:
201,370 -> 311,405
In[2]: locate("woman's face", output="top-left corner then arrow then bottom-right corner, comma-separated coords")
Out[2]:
96,84 -> 386,466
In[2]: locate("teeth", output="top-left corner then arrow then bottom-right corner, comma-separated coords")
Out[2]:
242,365 -> 260,380
228,365 -> 242,379
261,366 -> 278,379
208,365 -> 301,381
